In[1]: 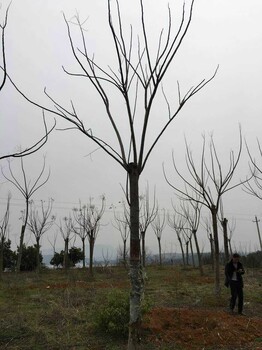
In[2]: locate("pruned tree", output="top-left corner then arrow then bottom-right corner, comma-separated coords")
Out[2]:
167,210 -> 186,266
73,196 -> 105,275
179,200 -> 203,274
0,192 -> 11,276
8,0 -> 217,346
139,185 -> 158,267
58,215 -> 74,270
113,208 -> 130,266
27,199 -> 55,273
151,209 -> 165,266
164,130 -> 249,295
1,156 -> 50,271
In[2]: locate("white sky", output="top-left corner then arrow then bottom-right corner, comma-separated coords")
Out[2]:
1,0 -> 262,256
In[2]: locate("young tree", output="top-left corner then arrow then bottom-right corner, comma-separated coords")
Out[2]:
167,211 -> 186,266
11,1 -> 217,346
164,131 -> 249,295
113,209 -> 130,266
151,209 -> 165,266
1,157 -> 50,271
139,185 -> 158,267
0,192 -> 11,276
27,199 -> 55,273
73,196 -> 105,271
58,216 -> 74,270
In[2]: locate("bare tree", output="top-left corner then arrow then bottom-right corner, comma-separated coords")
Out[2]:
9,1 -> 217,346
151,209 -> 165,266
0,192 -> 11,276
202,216 -> 215,269
113,209 -> 130,266
27,199 -> 55,272
139,185 -> 158,267
73,196 -> 105,275
164,131 -> 249,295
167,211 -> 186,266
179,200 -> 203,274
228,218 -> 236,256
1,157 -> 50,271
58,216 -> 74,270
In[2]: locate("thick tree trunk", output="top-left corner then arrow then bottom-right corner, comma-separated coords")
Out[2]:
211,206 -> 220,296
209,233 -> 215,270
186,241 -> 189,265
192,229 -> 203,276
0,237 -> 4,277
17,198 -> 29,272
221,218 -> 229,263
127,163 -> 143,350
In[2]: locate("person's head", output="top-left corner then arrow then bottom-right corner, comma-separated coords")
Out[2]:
232,253 -> 240,263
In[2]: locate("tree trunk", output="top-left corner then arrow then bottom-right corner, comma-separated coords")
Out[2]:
211,206 -> 220,296
186,241 -> 189,265
189,237 -> 195,267
141,231 -> 146,268
178,236 -> 185,266
209,234 -> 214,271
123,238 -> 127,266
0,237 -> 4,278
36,238 -> 40,274
127,163 -> 143,350
89,234 -> 95,276
17,197 -> 29,272
64,238 -> 69,270
157,237 -> 162,266
221,218 -> 229,263
192,229 -> 203,276
228,239 -> 233,256
82,237 -> 86,268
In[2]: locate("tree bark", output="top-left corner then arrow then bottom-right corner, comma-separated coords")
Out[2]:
192,229 -> 203,275
36,238 -> 40,273
89,235 -> 95,276
221,218 -> 229,263
211,206 -> 220,296
141,231 -> 146,268
157,237 -> 162,266
128,163 -> 143,350
82,237 -> 86,268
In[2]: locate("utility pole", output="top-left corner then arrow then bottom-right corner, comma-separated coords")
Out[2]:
253,216 -> 262,251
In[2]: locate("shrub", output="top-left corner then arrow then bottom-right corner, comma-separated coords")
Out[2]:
94,289 -> 129,337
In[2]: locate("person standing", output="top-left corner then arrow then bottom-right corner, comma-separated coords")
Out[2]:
225,253 -> 245,315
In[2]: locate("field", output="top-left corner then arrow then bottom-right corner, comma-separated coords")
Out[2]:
0,265 -> 261,350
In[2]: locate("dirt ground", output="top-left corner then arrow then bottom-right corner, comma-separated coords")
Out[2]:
142,306 -> 262,349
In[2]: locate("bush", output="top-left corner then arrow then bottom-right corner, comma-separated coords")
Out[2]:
94,289 -> 129,337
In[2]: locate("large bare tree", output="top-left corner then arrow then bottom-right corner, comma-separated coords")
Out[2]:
8,0 -> 217,346
164,131 -> 249,295
1,157 -> 50,271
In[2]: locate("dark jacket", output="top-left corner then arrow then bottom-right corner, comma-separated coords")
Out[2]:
225,260 -> 245,288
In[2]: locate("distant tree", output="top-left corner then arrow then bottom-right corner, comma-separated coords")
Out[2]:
73,197 -> 105,276
2,239 -> 15,270
58,216 -> 74,270
151,209 -> 165,266
27,199 -> 55,273
0,192 -> 11,275
164,131 -> 249,295
113,208 -> 130,266
167,211 -> 186,266
1,157 -> 50,271
139,185 -> 158,267
14,244 -> 43,271
68,246 -> 84,266
50,251 -> 63,268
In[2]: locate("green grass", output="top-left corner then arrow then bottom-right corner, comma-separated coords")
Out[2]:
0,265 -> 261,349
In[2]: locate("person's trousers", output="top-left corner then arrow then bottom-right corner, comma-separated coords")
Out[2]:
229,280 -> 243,313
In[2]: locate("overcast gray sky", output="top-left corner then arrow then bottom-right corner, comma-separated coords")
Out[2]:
1,0 -> 262,256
